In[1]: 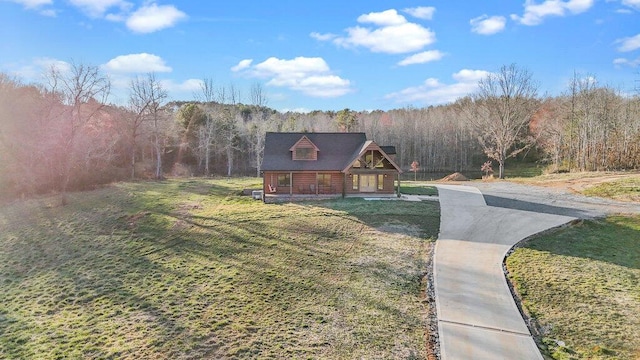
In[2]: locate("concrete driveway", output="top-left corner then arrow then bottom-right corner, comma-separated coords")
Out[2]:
434,184 -> 575,360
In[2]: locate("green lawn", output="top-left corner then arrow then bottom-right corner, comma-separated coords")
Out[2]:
581,177 -> 640,202
399,182 -> 438,196
0,178 -> 440,359
503,161 -> 544,178
506,215 -> 640,360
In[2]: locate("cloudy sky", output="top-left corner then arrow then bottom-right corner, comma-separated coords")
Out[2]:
1,0 -> 639,111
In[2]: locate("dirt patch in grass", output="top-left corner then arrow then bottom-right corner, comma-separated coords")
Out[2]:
0,178 -> 439,359
506,215 -> 640,359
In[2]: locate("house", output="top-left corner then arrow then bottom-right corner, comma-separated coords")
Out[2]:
261,132 -> 402,202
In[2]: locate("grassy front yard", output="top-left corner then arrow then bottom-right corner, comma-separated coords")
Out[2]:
506,215 -> 640,360
0,178 -> 439,359
581,177 -> 640,202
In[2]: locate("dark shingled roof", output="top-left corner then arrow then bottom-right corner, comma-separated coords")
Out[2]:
262,132 -> 367,171
380,146 -> 396,155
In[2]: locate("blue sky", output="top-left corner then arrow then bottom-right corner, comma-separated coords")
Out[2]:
1,0 -> 639,111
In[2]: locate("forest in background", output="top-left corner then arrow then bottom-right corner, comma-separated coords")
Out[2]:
1,63 -> 639,201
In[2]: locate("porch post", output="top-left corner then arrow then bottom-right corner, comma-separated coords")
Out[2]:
397,173 -> 401,197
289,172 -> 293,195
342,173 -> 346,198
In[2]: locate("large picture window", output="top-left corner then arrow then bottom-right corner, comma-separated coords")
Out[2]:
277,174 -> 290,187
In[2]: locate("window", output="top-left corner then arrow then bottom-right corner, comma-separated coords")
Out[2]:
378,174 -> 385,190
317,174 -> 331,187
352,174 -> 359,190
277,174 -> 290,187
295,147 -> 313,160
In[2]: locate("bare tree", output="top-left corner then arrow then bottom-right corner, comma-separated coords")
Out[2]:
196,78 -> 218,176
127,76 -> 151,178
219,83 -> 241,177
465,64 -> 539,178
128,73 -> 167,179
46,62 -> 110,203
248,82 -> 269,177
250,82 -> 268,108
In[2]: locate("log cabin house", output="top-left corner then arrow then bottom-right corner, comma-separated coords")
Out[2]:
261,132 -> 402,202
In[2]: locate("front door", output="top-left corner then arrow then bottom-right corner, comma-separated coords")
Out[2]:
360,175 -> 376,192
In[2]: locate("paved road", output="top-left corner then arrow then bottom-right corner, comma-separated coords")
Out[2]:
434,185 -> 576,360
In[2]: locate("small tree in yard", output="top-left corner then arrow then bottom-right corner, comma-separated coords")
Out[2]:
410,160 -> 419,181
481,160 -> 494,179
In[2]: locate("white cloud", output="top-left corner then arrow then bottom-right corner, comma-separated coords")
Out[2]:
310,32 -> 337,41
233,56 -> 352,98
231,59 -> 253,72
126,3 -> 187,33
6,0 -> 56,16
616,34 -> 640,52
5,57 -> 71,81
385,69 -> 491,105
335,23 -> 436,54
35,57 -> 71,72
105,12 -> 125,22
103,53 -> 172,73
314,9 -> 436,54
403,6 -> 436,20
9,0 -> 187,33
622,0 -> 640,9
357,9 -> 407,26
470,15 -> 507,35
6,0 -> 51,9
160,78 -> 203,92
511,0 -> 594,26
613,57 -> 640,67
39,8 -> 56,16
397,50 -> 445,66
252,57 -> 330,77
68,0 -> 131,18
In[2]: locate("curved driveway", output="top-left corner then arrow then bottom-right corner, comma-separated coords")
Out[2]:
433,185 -> 576,360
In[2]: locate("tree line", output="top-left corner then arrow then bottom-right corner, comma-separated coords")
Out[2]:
1,63 -> 638,201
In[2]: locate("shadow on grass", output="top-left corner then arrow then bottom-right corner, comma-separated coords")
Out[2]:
517,215 -> 640,270
0,179 -> 440,358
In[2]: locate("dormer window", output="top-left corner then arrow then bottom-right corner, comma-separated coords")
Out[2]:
290,135 -> 319,161
295,147 -> 314,160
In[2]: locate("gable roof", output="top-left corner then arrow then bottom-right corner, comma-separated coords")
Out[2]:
342,140 -> 403,173
262,132 -> 367,171
288,135 -> 320,151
